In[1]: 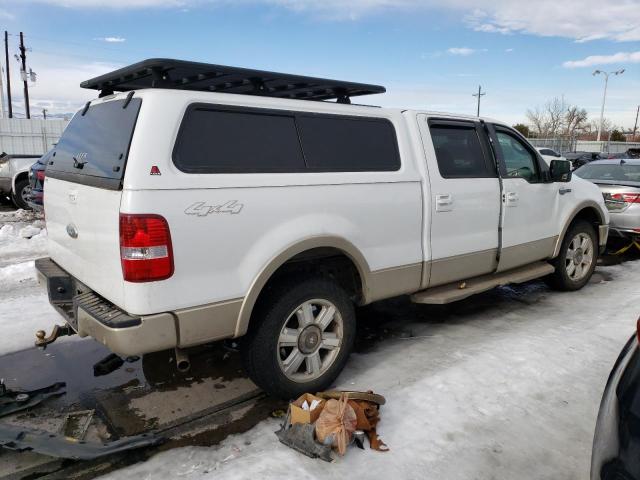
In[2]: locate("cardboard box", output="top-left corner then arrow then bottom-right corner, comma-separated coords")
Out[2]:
289,393 -> 326,425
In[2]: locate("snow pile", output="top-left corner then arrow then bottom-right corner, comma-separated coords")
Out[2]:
0,210 -> 60,355
101,262 -> 640,480
0,211 -> 47,267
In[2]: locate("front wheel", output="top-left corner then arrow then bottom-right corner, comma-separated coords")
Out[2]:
241,275 -> 356,399
11,178 -> 32,210
545,220 -> 597,291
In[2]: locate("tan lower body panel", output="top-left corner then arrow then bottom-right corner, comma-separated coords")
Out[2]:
176,298 -> 243,347
428,248 -> 498,288
366,262 -> 423,303
497,236 -> 557,272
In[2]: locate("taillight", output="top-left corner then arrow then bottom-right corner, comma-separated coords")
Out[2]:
611,193 -> 640,204
119,214 -> 174,282
36,170 -> 45,182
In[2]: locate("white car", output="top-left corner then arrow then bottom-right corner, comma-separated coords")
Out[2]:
536,147 -> 567,166
35,59 -> 609,398
0,153 -> 40,209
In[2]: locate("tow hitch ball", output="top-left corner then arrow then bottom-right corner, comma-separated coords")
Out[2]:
35,325 -> 76,348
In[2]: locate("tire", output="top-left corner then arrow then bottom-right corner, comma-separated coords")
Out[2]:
241,275 -> 356,399
11,177 -> 32,210
545,220 -> 598,291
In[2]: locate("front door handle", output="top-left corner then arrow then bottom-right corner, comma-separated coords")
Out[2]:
435,193 -> 454,212
504,191 -> 519,206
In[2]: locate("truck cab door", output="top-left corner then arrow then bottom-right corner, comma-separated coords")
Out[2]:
417,115 -> 501,287
487,124 -> 562,271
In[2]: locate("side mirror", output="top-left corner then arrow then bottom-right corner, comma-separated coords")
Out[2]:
550,159 -> 572,182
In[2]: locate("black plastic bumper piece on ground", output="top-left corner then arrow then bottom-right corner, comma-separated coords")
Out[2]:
0,382 -> 66,418
0,423 -> 164,460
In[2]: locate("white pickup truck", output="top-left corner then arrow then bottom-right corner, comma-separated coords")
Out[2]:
35,59 -> 609,398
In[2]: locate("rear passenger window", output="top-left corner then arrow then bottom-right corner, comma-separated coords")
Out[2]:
173,104 -> 401,173
173,107 -> 305,173
296,115 -> 400,171
429,125 -> 492,178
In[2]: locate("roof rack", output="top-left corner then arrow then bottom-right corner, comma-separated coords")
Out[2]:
80,58 -> 386,104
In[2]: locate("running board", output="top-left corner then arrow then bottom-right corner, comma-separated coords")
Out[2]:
411,261 -> 555,305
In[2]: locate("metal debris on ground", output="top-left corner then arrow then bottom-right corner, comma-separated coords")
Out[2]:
275,390 -> 388,461
0,381 -> 66,418
0,423 -> 163,460
59,410 -> 95,441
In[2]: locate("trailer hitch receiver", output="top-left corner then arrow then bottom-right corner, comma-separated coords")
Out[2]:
35,324 -> 76,348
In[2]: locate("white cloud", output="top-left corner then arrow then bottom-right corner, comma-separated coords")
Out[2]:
95,36 -> 126,43
563,51 -> 640,68
447,47 -> 477,56
505,48 -> 514,53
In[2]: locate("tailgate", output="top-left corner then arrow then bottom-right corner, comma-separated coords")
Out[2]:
42,96 -> 142,308
44,178 -> 124,306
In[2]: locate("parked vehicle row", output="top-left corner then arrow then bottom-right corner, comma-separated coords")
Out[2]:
575,159 -> 640,244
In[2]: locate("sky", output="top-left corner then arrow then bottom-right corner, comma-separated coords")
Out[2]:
0,0 -> 639,128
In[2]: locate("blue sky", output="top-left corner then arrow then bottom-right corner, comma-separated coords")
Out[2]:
1,0 -> 639,128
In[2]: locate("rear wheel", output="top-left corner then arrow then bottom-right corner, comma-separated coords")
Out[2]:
241,275 -> 356,399
11,177 -> 32,210
545,220 -> 597,291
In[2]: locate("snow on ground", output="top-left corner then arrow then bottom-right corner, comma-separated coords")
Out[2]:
1,206 -> 639,479
99,261 -> 640,480
0,209 -> 62,355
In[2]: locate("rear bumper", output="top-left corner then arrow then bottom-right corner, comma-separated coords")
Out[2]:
35,257 -> 242,356
599,224 -> 610,253
0,177 -> 10,194
35,257 -> 177,356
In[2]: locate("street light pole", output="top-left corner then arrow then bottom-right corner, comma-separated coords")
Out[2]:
593,69 -> 625,142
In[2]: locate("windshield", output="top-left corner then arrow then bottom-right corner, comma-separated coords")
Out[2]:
46,98 -> 141,190
575,162 -> 640,184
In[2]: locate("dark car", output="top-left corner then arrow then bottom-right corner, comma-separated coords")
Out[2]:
565,151 -> 605,169
27,153 -> 49,211
591,323 -> 640,480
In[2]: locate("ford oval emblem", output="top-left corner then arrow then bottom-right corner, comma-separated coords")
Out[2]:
66,223 -> 78,239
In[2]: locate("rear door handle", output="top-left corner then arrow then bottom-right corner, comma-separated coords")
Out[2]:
559,187 -> 572,195
435,194 -> 454,212
504,191 -> 519,206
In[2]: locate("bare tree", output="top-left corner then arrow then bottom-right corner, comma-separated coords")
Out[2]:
564,106 -> 588,136
525,97 -> 588,138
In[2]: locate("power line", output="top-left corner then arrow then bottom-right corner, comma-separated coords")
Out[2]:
472,85 -> 486,117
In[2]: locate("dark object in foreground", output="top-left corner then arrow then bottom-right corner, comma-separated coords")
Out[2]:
276,423 -> 333,463
0,381 -> 66,418
592,327 -> 640,480
93,353 -> 125,377
0,423 -> 163,460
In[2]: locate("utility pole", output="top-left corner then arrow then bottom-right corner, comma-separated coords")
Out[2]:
593,69 -> 625,142
472,85 -> 485,117
633,105 -> 639,140
42,108 -> 47,120
19,32 -> 30,119
4,31 -> 12,118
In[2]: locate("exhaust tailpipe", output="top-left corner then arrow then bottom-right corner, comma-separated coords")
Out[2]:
174,348 -> 190,372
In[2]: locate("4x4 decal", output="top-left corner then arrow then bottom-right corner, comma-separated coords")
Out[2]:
184,201 -> 244,216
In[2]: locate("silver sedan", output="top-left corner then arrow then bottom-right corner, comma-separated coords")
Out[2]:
574,159 -> 640,242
